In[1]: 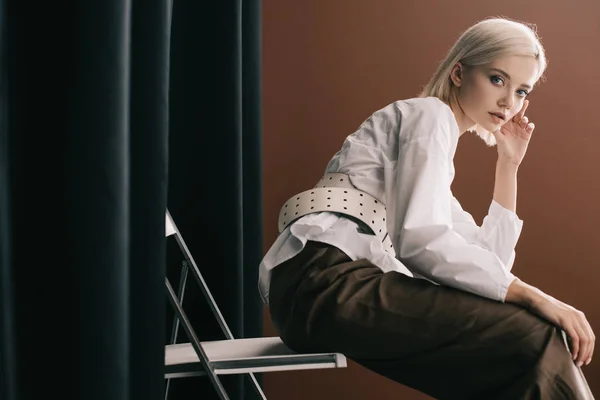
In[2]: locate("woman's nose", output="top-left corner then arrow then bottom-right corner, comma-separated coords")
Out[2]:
499,93 -> 515,111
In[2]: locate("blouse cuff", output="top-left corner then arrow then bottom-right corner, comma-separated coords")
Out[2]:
489,199 -> 523,225
498,273 -> 518,302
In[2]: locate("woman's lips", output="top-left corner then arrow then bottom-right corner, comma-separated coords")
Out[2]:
489,112 -> 504,124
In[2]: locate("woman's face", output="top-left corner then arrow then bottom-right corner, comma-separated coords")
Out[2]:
451,55 -> 539,134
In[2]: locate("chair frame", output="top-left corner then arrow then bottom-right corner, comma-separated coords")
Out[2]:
163,211 -> 346,400
164,211 -> 265,400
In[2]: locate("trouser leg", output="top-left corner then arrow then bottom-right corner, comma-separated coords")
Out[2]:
269,240 -> 595,400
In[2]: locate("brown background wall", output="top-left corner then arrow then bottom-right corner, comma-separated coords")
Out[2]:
260,1 -> 600,398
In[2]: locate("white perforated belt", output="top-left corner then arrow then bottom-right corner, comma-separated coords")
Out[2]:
277,173 -> 395,255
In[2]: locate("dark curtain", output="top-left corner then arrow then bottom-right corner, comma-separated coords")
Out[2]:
0,1 -> 170,399
0,0 -> 261,399
166,0 -> 263,399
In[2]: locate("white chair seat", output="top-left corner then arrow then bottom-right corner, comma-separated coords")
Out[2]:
165,336 -> 347,378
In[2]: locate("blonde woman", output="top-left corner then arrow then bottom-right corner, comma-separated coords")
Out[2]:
260,17 -> 595,399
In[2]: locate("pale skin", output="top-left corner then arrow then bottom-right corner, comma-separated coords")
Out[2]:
447,55 -> 595,368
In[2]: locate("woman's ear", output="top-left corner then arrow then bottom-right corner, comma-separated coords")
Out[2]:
450,62 -> 464,87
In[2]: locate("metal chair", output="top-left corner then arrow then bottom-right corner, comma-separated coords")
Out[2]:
163,211 -> 347,399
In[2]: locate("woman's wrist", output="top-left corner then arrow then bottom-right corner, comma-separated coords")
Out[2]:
497,157 -> 520,171
505,277 -> 547,310
493,160 -> 519,212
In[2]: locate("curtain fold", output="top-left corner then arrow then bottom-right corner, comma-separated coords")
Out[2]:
167,0 -> 263,398
129,1 -> 172,399
0,1 -> 16,398
0,1 -> 170,399
242,0 -> 264,347
68,3 -> 132,397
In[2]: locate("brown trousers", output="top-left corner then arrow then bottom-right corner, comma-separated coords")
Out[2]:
268,240 -> 595,400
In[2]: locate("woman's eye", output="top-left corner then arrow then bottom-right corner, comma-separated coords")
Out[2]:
490,75 -> 504,85
517,89 -> 529,97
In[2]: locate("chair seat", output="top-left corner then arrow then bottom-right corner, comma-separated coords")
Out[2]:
165,336 -> 347,378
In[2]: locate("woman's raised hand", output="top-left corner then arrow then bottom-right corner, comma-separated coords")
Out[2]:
492,99 -> 535,166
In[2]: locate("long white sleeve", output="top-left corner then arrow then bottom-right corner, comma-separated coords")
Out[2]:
450,197 -> 523,272
387,101 -> 517,301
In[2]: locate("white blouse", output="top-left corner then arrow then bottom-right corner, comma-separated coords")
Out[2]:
259,97 -> 522,305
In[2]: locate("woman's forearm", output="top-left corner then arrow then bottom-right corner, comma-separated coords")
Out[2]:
505,277 -> 545,308
493,160 -> 519,213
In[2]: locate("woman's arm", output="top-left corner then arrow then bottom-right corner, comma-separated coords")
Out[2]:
491,99 -> 531,213
450,190 -> 522,272
495,101 -> 595,367
387,100 -> 517,301
493,160 -> 518,213
505,278 -> 595,368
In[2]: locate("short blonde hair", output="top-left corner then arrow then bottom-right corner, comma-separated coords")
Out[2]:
419,17 -> 548,146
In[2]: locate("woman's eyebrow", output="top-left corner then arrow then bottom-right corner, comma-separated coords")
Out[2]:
489,67 -> 533,89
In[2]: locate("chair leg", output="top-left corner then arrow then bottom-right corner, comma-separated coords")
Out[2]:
172,232 -> 268,399
164,263 -> 189,400
165,277 -> 230,400
165,212 -> 267,399
246,373 -> 267,399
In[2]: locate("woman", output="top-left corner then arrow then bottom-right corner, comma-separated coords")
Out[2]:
259,17 -> 595,399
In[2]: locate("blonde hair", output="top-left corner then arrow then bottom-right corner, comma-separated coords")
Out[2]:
419,17 -> 547,146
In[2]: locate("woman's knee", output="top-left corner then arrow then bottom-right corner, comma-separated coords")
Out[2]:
501,312 -> 561,366
511,315 -> 578,380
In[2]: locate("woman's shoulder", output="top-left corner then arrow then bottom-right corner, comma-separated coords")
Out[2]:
392,96 -> 453,119
341,96 -> 457,152
385,96 -> 457,144
358,96 -> 451,132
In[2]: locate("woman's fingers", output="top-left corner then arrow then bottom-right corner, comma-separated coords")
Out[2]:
565,312 -> 596,367
587,323 -> 595,365
514,99 -> 530,121
577,314 -> 596,366
575,322 -> 591,367
565,324 -> 581,362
